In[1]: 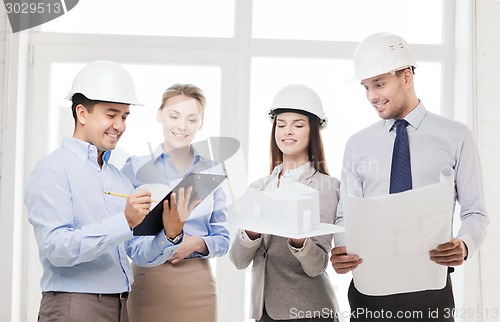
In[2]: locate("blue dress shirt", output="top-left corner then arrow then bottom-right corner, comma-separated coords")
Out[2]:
25,138 -> 180,293
121,143 -> 230,261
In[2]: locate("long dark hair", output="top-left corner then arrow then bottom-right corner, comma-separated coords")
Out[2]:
269,113 -> 329,175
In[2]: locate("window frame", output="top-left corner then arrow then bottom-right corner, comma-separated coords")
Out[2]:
18,1 -> 461,321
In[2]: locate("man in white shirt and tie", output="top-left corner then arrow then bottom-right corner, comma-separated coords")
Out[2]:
330,33 -> 488,321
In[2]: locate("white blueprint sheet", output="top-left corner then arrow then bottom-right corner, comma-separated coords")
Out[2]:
344,169 -> 454,296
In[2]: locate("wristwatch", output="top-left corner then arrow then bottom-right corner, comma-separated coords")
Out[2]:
166,231 -> 183,245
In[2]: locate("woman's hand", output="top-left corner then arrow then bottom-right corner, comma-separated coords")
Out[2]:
289,238 -> 306,248
169,235 -> 208,264
245,230 -> 262,240
162,186 -> 201,239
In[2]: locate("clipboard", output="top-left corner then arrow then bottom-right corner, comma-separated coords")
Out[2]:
133,172 -> 227,236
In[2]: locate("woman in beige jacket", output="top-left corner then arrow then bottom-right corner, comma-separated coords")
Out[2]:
230,84 -> 340,322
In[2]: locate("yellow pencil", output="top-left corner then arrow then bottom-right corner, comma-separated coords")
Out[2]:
104,191 -> 158,202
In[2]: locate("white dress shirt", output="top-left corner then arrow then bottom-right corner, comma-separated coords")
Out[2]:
335,102 -> 488,256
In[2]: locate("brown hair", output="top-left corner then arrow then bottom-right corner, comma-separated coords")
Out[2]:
71,93 -> 100,124
394,66 -> 415,77
269,114 -> 329,175
159,84 -> 206,120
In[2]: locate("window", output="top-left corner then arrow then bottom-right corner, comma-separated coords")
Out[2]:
41,0 -> 235,37
49,63 -> 221,168
249,57 -> 374,181
253,0 -> 443,44
24,1 -> 455,322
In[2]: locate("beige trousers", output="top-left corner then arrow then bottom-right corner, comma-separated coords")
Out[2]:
38,292 -> 128,322
128,258 -> 217,322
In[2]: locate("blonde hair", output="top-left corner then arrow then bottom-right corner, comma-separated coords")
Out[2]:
159,84 -> 206,120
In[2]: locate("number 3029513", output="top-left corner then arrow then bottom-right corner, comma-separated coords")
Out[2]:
5,2 -> 62,14
443,307 -> 499,319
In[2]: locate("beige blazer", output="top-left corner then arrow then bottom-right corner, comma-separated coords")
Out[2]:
229,167 -> 340,321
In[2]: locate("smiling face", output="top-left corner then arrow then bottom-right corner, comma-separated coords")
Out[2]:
361,69 -> 415,120
157,94 -> 203,152
274,112 -> 310,164
73,102 -> 130,155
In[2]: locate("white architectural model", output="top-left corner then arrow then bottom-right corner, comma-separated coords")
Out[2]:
229,182 -> 343,238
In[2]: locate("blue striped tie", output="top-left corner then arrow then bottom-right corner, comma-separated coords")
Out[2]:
390,119 -> 412,193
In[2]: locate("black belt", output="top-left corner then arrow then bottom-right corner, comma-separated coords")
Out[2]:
48,291 -> 129,299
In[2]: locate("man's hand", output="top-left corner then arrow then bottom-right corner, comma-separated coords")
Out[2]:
125,190 -> 152,228
429,238 -> 468,266
162,186 -> 201,239
169,235 -> 208,264
330,246 -> 362,274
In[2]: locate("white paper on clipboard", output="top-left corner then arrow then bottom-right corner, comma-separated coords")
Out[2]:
133,172 -> 227,236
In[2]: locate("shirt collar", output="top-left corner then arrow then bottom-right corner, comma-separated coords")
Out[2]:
384,101 -> 427,132
62,137 -> 111,165
271,161 -> 312,180
156,144 -> 204,164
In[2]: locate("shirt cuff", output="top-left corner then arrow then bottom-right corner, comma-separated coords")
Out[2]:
239,230 -> 262,247
199,236 -> 212,259
150,230 -> 182,261
103,212 -> 134,244
333,232 -> 346,247
457,234 -> 475,259
288,238 -> 308,253
159,229 -> 184,246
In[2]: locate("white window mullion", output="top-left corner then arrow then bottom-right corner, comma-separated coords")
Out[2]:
217,2 -> 253,321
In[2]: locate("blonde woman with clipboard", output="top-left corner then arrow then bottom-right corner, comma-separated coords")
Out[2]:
230,84 -> 340,322
122,84 -> 229,322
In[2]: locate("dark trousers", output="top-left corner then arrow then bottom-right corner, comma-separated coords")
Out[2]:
348,275 -> 455,321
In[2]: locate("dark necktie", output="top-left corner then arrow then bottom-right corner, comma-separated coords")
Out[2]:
390,119 -> 412,193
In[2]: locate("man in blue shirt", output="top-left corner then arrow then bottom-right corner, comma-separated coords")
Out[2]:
25,61 -> 194,322
330,33 -> 488,321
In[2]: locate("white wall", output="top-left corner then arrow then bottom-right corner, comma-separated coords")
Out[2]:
476,1 -> 500,321
0,9 -> 31,322
0,0 -> 6,196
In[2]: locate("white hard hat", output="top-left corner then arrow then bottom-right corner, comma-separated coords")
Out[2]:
353,32 -> 417,80
267,84 -> 328,129
66,60 -> 143,105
